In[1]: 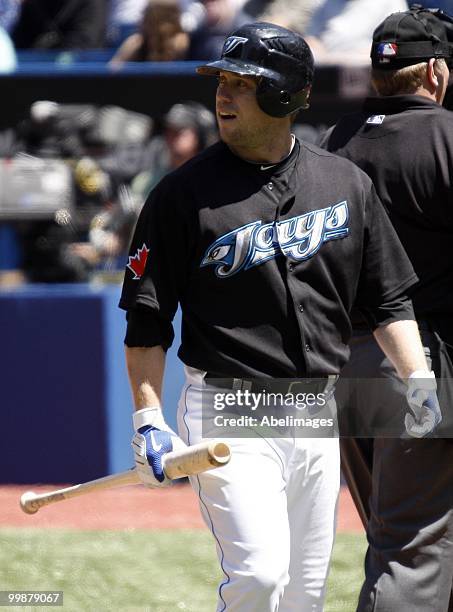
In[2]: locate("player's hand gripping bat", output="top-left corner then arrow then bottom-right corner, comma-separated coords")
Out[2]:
20,440 -> 231,515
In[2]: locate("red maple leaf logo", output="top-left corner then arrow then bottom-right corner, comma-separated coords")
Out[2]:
127,243 -> 150,280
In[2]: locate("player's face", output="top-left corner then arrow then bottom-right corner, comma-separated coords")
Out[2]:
216,70 -> 286,155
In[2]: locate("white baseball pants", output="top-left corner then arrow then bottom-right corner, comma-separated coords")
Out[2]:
177,367 -> 340,612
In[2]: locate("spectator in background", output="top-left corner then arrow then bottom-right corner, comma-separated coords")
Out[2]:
187,0 -> 251,60
63,102 -> 216,275
106,0 -> 149,46
66,181 -> 139,276
11,101 -> 153,282
416,1 -> 452,10
254,0 -> 409,63
304,0 -> 409,63
12,0 -> 107,49
254,0 -> 323,34
131,100 -> 217,199
110,0 -> 189,65
0,0 -> 21,33
180,0 -> 207,35
107,0 -> 205,46
239,0 -> 271,20
0,24 -> 16,71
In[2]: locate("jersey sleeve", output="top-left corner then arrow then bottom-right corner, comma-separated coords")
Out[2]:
119,175 -> 193,347
355,184 -> 418,327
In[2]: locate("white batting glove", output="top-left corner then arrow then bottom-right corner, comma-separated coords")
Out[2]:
131,408 -> 186,488
405,371 -> 442,438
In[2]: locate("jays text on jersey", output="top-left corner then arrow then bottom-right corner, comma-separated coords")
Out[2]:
120,138 -> 416,378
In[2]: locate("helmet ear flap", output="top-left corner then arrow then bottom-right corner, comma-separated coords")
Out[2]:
255,79 -> 286,117
280,91 -> 291,104
256,79 -> 312,117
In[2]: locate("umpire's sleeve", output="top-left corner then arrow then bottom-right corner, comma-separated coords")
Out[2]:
354,184 -> 418,330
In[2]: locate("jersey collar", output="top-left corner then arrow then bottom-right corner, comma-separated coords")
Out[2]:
245,134 -> 297,172
363,94 -> 443,114
244,135 -> 300,178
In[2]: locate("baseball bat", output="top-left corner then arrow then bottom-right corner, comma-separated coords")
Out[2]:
20,440 -> 231,515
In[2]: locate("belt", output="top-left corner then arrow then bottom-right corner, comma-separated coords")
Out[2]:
204,374 -> 337,395
418,319 -> 432,332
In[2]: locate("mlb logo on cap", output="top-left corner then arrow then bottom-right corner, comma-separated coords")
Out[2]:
378,42 -> 398,57
366,114 -> 386,125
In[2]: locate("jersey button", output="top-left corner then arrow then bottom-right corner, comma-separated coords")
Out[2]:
288,263 -> 295,272
305,343 -> 311,352
298,304 -> 304,312
267,182 -> 274,190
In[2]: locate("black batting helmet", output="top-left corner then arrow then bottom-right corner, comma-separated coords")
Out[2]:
197,22 -> 314,118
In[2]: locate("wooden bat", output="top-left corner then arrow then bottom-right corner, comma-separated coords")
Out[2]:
20,440 -> 231,515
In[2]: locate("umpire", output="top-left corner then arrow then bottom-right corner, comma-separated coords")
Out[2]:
321,5 -> 453,611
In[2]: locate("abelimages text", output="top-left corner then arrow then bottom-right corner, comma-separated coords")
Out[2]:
214,414 -> 334,429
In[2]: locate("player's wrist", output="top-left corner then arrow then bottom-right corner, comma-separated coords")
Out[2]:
407,370 -> 437,391
408,370 -> 435,379
133,407 -> 165,431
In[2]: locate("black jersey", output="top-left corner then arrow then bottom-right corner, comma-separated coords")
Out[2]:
120,138 -> 416,377
320,95 -> 453,339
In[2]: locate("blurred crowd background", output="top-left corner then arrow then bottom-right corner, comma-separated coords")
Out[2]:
0,0 -> 451,285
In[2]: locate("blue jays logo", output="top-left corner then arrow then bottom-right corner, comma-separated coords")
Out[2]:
201,201 -> 349,278
222,36 -> 248,56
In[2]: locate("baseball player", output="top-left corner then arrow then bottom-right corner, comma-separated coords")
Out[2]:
320,5 -> 453,611
120,23 -> 441,611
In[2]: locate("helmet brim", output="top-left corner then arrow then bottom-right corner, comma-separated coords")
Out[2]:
196,58 -> 280,82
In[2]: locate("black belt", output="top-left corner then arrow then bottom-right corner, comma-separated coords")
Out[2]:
418,319 -> 432,332
204,374 -> 337,395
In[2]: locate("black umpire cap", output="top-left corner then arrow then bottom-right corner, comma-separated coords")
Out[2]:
371,4 -> 453,70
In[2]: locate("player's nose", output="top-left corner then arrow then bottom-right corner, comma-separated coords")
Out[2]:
216,82 -> 234,104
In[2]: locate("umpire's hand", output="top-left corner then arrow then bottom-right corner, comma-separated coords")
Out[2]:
132,408 -> 187,487
405,371 -> 442,438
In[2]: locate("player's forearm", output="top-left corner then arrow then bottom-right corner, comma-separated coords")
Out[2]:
125,345 -> 166,410
372,319 -> 429,379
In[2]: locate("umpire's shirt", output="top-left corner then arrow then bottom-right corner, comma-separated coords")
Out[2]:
320,95 -> 453,344
120,138 -> 417,378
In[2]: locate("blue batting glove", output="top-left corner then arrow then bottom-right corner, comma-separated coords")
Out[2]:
132,425 -> 174,486
405,371 -> 442,438
131,408 -> 186,488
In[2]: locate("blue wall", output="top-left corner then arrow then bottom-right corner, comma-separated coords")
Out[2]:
0,284 -> 184,483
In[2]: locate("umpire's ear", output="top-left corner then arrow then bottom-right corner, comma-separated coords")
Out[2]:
428,57 -> 449,104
